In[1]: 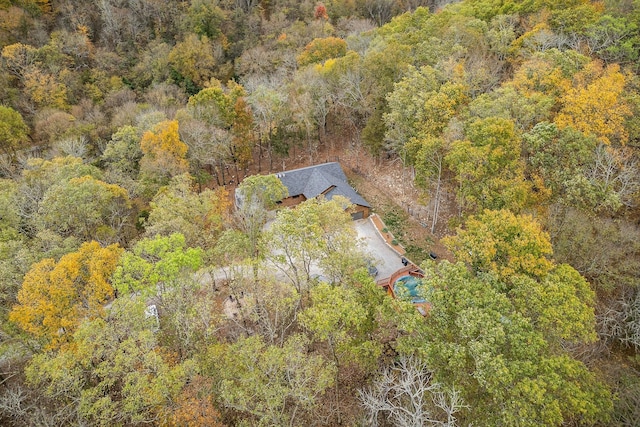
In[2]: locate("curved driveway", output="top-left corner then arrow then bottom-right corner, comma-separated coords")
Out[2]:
353,218 -> 405,280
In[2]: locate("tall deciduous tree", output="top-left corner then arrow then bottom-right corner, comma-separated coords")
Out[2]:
299,270 -> 386,423
264,196 -> 364,294
37,175 -> 131,243
168,33 -> 219,90
14,156 -> 103,236
25,298 -> 191,426
9,241 -> 123,349
232,275 -> 301,346
300,279 -> 382,371
441,209 -> 599,345
144,173 -> 229,254
0,106 -> 29,155
555,62 -> 631,145
178,81 -> 255,183
101,125 -> 143,183
385,65 -> 467,157
206,334 -> 335,426
446,117 -> 532,212
443,209 -> 554,281
406,260 -> 612,426
235,174 -> 288,261
297,36 -> 347,67
139,120 -> 189,197
111,233 -> 203,296
247,83 -> 288,172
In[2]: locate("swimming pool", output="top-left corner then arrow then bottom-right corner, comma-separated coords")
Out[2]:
393,275 -> 426,304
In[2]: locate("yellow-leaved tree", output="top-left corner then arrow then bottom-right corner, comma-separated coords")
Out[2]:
140,120 -> 189,174
555,62 -> 631,145
10,241 -> 123,349
139,120 -> 189,197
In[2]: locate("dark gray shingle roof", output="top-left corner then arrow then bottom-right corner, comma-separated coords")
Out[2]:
276,163 -> 370,208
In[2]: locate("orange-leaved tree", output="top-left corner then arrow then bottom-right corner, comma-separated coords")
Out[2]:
10,241 -> 123,349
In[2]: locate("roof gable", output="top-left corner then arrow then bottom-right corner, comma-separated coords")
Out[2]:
276,163 -> 370,208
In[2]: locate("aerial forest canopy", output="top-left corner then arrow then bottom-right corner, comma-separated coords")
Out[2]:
1,0 -> 640,425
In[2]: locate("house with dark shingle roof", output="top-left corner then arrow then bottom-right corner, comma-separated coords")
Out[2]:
274,162 -> 371,219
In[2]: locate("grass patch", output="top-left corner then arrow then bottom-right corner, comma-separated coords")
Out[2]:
382,208 -> 406,238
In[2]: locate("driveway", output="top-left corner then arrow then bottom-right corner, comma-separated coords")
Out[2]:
353,218 -> 405,280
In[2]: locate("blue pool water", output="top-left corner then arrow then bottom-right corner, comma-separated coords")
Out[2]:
394,275 -> 426,303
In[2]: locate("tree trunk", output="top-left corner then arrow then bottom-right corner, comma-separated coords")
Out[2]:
431,166 -> 442,234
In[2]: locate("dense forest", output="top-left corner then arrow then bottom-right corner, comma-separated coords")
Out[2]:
1,0 -> 640,425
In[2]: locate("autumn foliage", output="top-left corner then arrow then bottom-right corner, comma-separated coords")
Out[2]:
163,377 -> 224,427
10,241 -> 123,349
314,4 -> 328,20
297,37 -> 347,67
140,120 -> 189,176
2,0 -> 640,425
555,62 -> 631,145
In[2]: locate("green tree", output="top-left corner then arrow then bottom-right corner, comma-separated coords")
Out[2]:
101,125 -> 143,182
361,39 -> 412,155
0,180 -> 32,329
526,123 -> 640,214
37,175 -> 131,243
0,179 -> 21,242
0,106 -> 29,154
184,0 -> 227,39
25,297 -> 191,426
384,65 -> 441,154
300,278 -> 382,371
384,65 -> 467,157
585,14 -> 640,65
299,270 -> 386,423
168,33 -> 219,90
440,208 -> 599,347
144,173 -> 229,254
206,334 -> 335,426
14,156 -> 103,236
405,260 -> 612,426
523,122 -> 595,203
446,117 -> 532,212
466,84 -> 555,131
112,234 -> 215,360
264,196 -> 363,295
111,233 -> 203,296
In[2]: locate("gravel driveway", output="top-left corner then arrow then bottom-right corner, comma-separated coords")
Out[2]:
353,217 -> 405,280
